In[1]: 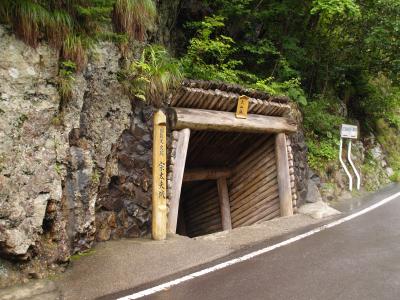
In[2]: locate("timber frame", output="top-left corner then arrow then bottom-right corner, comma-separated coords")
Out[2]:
161,80 -> 298,236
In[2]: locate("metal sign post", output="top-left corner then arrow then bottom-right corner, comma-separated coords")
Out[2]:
339,124 -> 361,191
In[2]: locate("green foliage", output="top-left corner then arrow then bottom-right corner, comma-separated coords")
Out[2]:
390,171 -> 400,183
119,45 -> 183,106
302,97 -> 346,172
311,0 -> 361,20
375,119 -> 400,171
180,1 -> 400,133
254,78 -> 307,106
361,150 -> 391,191
58,60 -> 76,105
307,138 -> 339,172
181,16 -> 243,83
303,98 -> 345,138
361,74 -> 400,128
181,15 -> 308,105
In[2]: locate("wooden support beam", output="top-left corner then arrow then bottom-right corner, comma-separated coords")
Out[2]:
217,177 -> 232,231
183,168 -> 232,182
152,111 -> 168,240
169,108 -> 297,133
168,128 -> 190,234
275,133 -> 294,217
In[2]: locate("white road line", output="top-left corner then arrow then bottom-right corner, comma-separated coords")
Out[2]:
117,191 -> 400,300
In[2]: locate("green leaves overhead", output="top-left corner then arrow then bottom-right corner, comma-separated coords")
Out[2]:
310,0 -> 361,19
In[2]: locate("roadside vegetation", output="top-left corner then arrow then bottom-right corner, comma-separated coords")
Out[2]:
175,0 -> 400,186
0,0 -> 399,187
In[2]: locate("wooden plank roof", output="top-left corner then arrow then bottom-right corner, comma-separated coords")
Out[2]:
169,80 -> 291,117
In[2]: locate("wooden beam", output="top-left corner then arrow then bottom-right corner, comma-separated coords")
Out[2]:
217,177 -> 232,231
275,133 -> 294,217
168,129 -> 190,234
152,111 -> 168,240
169,108 -> 297,133
183,168 -> 232,182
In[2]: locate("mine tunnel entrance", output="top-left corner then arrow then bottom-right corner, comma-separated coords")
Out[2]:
176,131 -> 280,237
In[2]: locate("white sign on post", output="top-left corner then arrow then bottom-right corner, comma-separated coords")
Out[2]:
339,124 -> 361,191
341,124 -> 358,139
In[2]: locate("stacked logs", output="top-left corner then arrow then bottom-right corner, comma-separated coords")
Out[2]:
228,135 -> 281,228
286,136 -> 298,213
180,79 -> 289,104
169,87 -> 291,117
181,181 -> 222,237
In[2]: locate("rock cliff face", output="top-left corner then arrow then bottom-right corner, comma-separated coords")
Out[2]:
0,26 -> 154,261
0,25 -> 63,259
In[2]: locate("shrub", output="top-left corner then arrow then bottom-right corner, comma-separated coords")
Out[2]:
362,74 -> 400,128
303,97 -> 346,173
390,171 -> 400,183
119,45 -> 183,106
307,138 -> 339,173
181,15 -> 243,83
375,118 -> 400,171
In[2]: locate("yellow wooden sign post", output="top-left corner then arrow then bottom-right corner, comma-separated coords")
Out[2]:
152,110 -> 167,240
235,95 -> 249,119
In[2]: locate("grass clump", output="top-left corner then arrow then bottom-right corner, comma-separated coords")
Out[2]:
112,0 -> 157,42
61,35 -> 91,72
119,45 -> 183,106
0,0 -> 158,70
58,60 -> 76,106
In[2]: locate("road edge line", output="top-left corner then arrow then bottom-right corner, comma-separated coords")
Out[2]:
118,191 -> 400,300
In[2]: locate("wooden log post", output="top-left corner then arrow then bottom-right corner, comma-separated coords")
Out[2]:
169,108 -> 297,134
183,168 -> 232,182
168,128 -> 191,234
275,133 -> 294,217
152,111 -> 168,240
217,177 -> 232,230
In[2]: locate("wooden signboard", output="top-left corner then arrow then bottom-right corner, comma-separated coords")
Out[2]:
152,110 -> 167,240
235,95 -> 249,119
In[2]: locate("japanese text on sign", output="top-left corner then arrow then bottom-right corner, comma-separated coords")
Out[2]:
341,124 -> 358,139
235,95 -> 249,119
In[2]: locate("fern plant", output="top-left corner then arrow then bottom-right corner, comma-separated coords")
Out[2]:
120,45 -> 183,106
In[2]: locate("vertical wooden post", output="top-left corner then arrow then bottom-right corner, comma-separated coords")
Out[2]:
168,128 -> 190,233
275,133 -> 294,217
152,110 -> 167,240
217,177 -> 232,230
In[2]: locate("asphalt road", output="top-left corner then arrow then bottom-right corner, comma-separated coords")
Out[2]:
122,184 -> 400,300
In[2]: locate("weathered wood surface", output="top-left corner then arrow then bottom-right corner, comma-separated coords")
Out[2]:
183,168 -> 232,182
169,108 -> 297,133
217,177 -> 233,231
275,133 -> 294,217
152,111 -> 167,240
228,135 -> 281,228
169,81 -> 291,117
182,181 -> 222,237
168,129 -> 190,234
